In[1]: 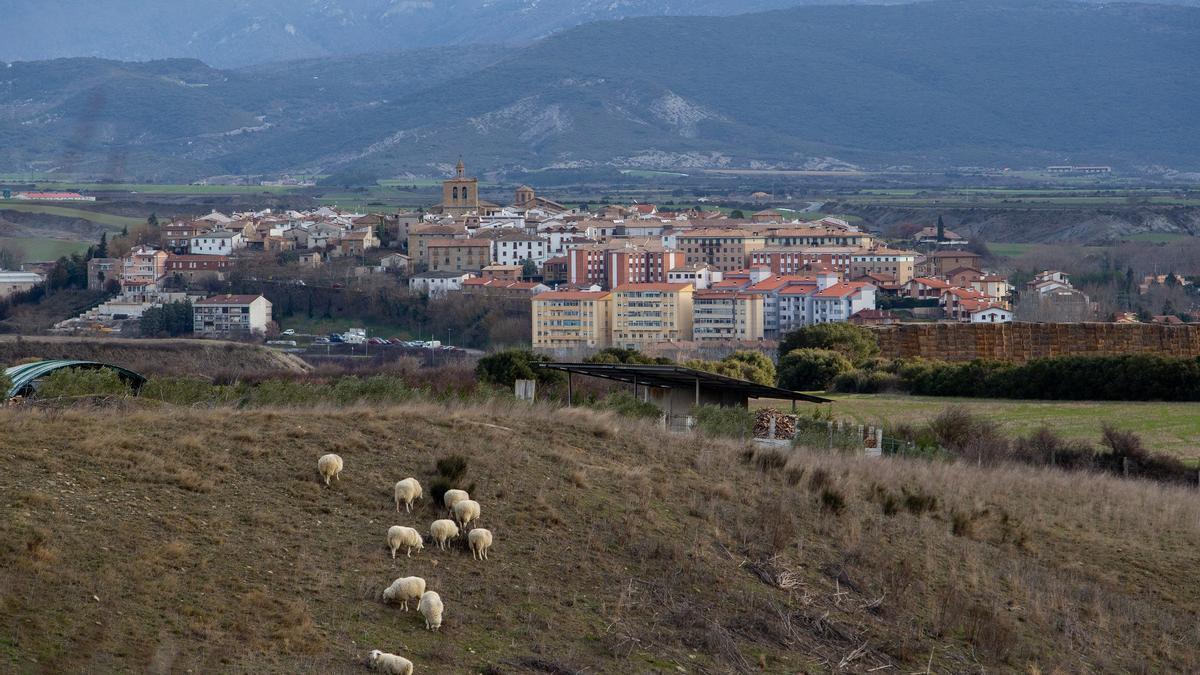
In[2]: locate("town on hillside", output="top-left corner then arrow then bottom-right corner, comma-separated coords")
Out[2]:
0,161 -> 1155,355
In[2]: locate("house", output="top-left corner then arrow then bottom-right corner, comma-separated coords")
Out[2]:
162,221 -> 210,254
914,226 -> 966,244
461,278 -> 549,298
848,308 -> 899,326
945,266 -> 984,288
487,231 -> 550,267
121,246 -> 169,294
298,252 -> 323,268
86,258 -> 118,291
809,282 -> 876,325
692,291 -> 765,341
194,294 -> 273,337
751,209 -> 784,224
409,271 -> 472,296
378,253 -> 410,272
165,254 -> 232,283
0,271 -> 43,299
262,236 -> 295,253
968,304 -> 1014,324
905,277 -> 952,300
408,224 -> 468,267
332,229 -> 380,257
920,250 -> 983,277
610,283 -> 694,347
481,264 -> 524,281
541,256 -> 569,283
531,290 -> 613,349
427,239 -> 493,274
941,287 -> 990,321
190,230 -> 245,256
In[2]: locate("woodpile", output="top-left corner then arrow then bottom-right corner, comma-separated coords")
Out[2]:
754,408 -> 797,439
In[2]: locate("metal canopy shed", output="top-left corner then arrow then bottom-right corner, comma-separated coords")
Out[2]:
4,360 -> 147,400
539,362 -> 830,414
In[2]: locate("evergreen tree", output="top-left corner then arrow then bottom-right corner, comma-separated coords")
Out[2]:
96,232 -> 108,258
936,215 -> 945,241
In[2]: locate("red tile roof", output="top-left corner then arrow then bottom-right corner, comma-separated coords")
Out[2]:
813,282 -> 870,299
614,282 -> 692,292
536,291 -> 612,301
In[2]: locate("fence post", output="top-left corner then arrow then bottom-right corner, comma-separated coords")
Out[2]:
769,416 -> 777,441
1123,457 -> 1130,477
827,421 -> 834,450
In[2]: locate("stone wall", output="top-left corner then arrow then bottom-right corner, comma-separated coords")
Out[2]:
873,323 -> 1200,363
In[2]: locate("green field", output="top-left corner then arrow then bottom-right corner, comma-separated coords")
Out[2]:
813,393 -> 1200,460
0,203 -> 144,230
0,236 -> 92,262
29,182 -> 303,195
987,242 -> 1038,257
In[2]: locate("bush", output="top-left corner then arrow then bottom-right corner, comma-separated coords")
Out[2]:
693,405 -> 754,439
600,391 -> 662,420
829,369 -> 900,393
475,349 -> 561,388
777,349 -> 852,391
584,348 -> 673,365
778,323 -> 879,365
34,367 -> 133,400
684,350 -> 776,386
0,369 -> 11,398
435,455 -> 470,483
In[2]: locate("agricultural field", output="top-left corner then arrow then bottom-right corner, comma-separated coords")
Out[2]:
817,393 -> 1200,461
0,203 -> 144,230
0,236 -> 91,262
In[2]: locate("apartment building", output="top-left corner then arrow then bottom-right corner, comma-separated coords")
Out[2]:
750,247 -> 856,276
489,231 -> 550,267
611,283 -> 694,347
764,227 -> 873,249
849,249 -> 917,284
809,282 -> 876,325
676,229 -> 766,272
121,246 -> 169,293
692,291 -> 765,342
193,294 -> 273,337
531,290 -> 613,349
189,230 -> 245,256
165,254 -> 232,283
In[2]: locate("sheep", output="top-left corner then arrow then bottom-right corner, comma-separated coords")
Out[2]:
418,590 -> 443,631
382,576 -> 426,611
468,528 -> 493,561
443,488 -> 470,514
394,477 -> 423,513
452,499 -> 481,530
387,525 -> 423,559
367,649 -> 413,675
317,453 -> 343,486
429,519 -> 459,550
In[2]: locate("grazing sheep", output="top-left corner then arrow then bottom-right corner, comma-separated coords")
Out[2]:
443,489 -> 470,514
468,528 -> 493,561
382,576 -> 426,611
317,453 -> 343,486
387,525 -> 423,559
368,649 -> 413,675
429,519 -> 459,550
452,499 -> 481,530
418,590 -> 443,631
394,478 -> 423,513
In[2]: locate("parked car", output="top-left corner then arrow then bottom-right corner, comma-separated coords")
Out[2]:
281,329 -> 296,336
313,337 -> 330,345
368,337 -> 387,345
328,333 -> 344,343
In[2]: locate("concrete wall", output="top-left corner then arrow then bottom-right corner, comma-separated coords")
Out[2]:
874,322 -> 1200,363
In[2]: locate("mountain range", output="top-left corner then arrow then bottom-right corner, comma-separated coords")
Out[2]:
2,1 -> 1198,180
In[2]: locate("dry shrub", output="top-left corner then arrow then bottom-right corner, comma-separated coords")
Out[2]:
901,486 -> 939,515
754,448 -> 788,473
236,589 -> 322,653
820,486 -> 846,514
784,466 -> 805,486
868,484 -> 900,516
569,469 -> 588,488
808,467 -> 831,491
22,527 -> 57,565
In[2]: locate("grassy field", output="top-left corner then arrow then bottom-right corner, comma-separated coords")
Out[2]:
3,398 -> 1200,671
986,242 -> 1037,257
28,182 -> 304,195
0,203 -> 145,230
0,335 -> 309,376
0,236 -> 91,262
817,393 -> 1200,460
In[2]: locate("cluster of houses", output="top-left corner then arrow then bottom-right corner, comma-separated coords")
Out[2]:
392,162 -> 1027,350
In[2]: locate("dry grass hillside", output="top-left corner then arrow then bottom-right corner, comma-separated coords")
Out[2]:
2,399 -> 1199,673
0,336 -> 309,377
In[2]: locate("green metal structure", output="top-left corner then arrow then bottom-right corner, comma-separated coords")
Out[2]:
3,360 -> 147,400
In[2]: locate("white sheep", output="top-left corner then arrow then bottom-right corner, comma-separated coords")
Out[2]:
317,453 -> 343,486
418,590 -> 443,631
382,576 -> 426,611
394,477 -> 423,513
468,528 -> 493,561
387,525 -> 423,559
368,649 -> 413,675
443,488 -> 470,514
429,519 -> 459,550
452,499 -> 481,530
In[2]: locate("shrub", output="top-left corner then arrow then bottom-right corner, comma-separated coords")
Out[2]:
0,369 -> 11,398
692,405 -> 754,439
584,348 -> 673,365
475,349 -> 560,388
819,487 -> 846,514
777,348 -> 852,391
684,350 -> 776,386
34,367 -> 133,400
435,455 -> 470,483
829,369 -> 900,393
778,323 -> 880,365
600,391 -> 662,420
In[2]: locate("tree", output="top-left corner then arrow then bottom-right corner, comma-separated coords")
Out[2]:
475,349 -> 559,387
684,351 -> 776,386
96,232 -> 108,258
936,214 -> 945,241
147,213 -> 158,227
521,258 -> 538,280
778,323 -> 879,365
0,243 -> 23,270
777,348 -> 852,391
730,209 -> 746,219
585,347 -> 673,365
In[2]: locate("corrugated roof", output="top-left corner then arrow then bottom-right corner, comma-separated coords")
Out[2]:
4,360 -> 147,400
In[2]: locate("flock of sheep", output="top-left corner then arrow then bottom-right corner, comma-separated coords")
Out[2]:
316,453 -> 494,675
